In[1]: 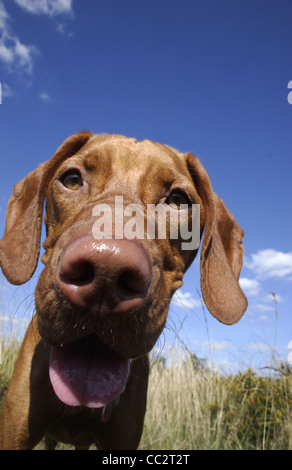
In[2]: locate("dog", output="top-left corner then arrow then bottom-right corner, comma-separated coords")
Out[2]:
0,132 -> 247,449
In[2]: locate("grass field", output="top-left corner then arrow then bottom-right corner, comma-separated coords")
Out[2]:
140,349 -> 292,450
1,337 -> 291,450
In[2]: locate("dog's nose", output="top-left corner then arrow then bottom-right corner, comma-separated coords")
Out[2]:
56,233 -> 151,314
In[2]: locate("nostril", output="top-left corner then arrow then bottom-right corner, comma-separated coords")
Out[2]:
59,260 -> 95,286
117,269 -> 150,299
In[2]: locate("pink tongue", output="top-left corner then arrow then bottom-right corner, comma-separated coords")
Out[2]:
49,338 -> 129,408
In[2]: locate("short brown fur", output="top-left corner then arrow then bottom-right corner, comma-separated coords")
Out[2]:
0,133 -> 247,449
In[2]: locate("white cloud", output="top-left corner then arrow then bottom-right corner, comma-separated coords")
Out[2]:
247,342 -> 271,351
0,40 -> 13,64
39,91 -> 50,101
0,1 -> 9,31
171,290 -> 201,310
13,0 -> 73,16
259,315 -> 269,322
204,340 -> 231,351
13,38 -> 38,73
0,0 -> 73,75
264,292 -> 283,303
253,303 -> 274,312
1,82 -> 13,98
0,315 -> 10,322
239,277 -> 261,297
0,315 -> 28,327
245,249 -> 292,280
0,1 -> 38,74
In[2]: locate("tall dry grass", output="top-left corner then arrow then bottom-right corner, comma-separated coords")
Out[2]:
139,348 -> 292,450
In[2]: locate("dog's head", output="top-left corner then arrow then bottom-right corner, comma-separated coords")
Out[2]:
0,132 -> 247,408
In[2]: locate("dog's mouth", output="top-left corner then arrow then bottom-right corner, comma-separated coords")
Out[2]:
49,336 -> 130,409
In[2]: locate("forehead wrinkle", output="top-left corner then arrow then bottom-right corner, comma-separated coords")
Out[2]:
82,141 -> 142,200
79,137 -> 193,202
80,145 -> 114,198
110,142 -> 178,197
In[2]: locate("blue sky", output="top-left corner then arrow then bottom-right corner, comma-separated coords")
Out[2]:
0,0 -> 291,372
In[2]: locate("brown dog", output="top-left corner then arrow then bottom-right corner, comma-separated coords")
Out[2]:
0,133 -> 247,450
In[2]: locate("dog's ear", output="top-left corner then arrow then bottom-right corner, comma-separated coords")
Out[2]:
0,132 -> 93,285
185,153 -> 247,325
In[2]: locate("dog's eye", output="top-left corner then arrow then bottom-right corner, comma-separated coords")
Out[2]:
60,171 -> 83,191
165,191 -> 190,209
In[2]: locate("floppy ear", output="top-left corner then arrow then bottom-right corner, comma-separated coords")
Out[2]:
186,153 -> 248,325
0,132 -> 93,285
